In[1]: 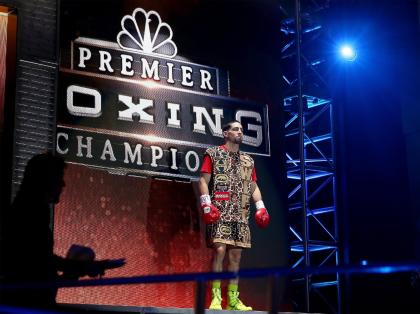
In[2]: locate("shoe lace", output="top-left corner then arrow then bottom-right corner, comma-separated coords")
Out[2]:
212,288 -> 222,301
229,291 -> 244,306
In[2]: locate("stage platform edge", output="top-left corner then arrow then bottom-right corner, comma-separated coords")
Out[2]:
59,304 -> 323,314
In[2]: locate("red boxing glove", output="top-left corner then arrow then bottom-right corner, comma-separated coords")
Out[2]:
200,195 -> 221,224
201,203 -> 221,224
255,201 -> 270,228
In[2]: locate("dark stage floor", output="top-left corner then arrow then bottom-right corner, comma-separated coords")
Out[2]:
59,304 -> 321,314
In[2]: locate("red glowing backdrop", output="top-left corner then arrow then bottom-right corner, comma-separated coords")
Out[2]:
55,163 -> 211,307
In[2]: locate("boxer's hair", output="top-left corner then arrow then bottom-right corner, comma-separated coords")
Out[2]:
222,120 -> 241,132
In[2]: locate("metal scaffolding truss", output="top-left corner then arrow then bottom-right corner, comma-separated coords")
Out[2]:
280,1 -> 341,313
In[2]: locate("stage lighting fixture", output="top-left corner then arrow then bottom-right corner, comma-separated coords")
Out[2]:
340,45 -> 357,61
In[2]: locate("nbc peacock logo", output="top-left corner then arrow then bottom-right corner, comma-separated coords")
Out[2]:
117,8 -> 177,59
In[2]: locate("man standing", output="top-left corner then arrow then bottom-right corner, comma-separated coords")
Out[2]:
0,152 -> 125,309
199,121 -> 270,311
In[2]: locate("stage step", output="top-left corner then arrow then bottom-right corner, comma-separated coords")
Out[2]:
60,304 -> 322,314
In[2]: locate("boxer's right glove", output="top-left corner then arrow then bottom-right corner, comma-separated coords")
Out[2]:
200,194 -> 220,224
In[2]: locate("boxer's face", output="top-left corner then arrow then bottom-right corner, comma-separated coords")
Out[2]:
224,122 -> 243,144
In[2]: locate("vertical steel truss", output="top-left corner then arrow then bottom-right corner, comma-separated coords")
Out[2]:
280,0 -> 341,313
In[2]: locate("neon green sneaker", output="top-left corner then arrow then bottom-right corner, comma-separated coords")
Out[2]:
209,287 -> 223,310
226,290 -> 252,311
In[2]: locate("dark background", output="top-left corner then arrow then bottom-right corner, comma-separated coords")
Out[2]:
327,0 -> 420,312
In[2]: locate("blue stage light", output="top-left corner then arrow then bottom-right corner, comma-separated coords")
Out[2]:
340,45 -> 357,61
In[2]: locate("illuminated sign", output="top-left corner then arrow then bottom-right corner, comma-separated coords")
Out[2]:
57,8 -> 270,179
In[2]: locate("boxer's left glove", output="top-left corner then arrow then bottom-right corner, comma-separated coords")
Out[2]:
200,194 -> 220,224
255,200 -> 270,228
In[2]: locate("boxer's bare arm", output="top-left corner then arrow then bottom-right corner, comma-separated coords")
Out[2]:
199,173 -> 211,195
